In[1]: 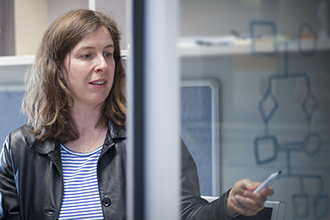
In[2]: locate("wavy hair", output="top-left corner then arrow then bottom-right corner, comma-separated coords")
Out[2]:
22,9 -> 126,142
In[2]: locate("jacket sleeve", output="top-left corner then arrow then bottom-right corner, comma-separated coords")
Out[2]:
180,139 -> 236,220
0,135 -> 20,220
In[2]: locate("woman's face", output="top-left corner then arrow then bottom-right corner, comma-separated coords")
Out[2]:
61,26 -> 115,109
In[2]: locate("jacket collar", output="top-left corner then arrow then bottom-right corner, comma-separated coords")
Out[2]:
107,120 -> 126,140
30,120 -> 126,155
101,120 -> 126,154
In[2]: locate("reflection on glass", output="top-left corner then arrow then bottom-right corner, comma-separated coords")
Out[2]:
180,1 -> 330,219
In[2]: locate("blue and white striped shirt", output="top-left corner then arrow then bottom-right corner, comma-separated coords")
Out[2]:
59,144 -> 104,220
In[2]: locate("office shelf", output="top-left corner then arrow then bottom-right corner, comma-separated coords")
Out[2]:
178,37 -> 330,57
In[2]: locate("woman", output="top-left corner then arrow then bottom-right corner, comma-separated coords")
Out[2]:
0,9 -> 272,220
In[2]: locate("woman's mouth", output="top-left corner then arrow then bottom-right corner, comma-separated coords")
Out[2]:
90,81 -> 106,85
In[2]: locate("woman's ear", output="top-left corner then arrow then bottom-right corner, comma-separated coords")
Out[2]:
59,70 -> 64,78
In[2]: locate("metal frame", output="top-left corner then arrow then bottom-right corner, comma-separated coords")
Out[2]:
127,0 -> 180,219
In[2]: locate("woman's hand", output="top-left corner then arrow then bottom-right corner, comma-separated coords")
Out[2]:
226,179 -> 274,217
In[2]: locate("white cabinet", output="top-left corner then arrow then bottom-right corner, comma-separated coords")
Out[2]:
0,55 -> 34,86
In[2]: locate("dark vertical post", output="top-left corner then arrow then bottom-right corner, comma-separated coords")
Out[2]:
128,0 -> 180,219
132,0 -> 145,219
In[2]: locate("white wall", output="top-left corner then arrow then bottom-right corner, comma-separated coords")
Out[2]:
47,0 -> 127,49
96,0 -> 127,49
14,0 -> 48,55
0,0 -> 15,56
47,0 -> 88,24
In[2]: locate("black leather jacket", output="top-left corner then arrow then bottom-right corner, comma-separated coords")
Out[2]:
0,121 -> 230,220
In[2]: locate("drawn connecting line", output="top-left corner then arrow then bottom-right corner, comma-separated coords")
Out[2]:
250,21 -> 329,219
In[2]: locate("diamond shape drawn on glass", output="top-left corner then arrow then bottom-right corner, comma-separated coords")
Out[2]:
302,92 -> 318,120
259,89 -> 279,123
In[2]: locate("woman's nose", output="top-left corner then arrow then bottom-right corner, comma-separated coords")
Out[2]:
95,55 -> 108,72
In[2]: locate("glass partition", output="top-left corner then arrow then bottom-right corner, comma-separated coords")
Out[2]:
179,1 -> 330,220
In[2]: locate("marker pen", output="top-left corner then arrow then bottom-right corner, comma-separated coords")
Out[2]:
253,170 -> 282,194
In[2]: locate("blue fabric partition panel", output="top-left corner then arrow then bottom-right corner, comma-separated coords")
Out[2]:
0,90 -> 26,149
180,79 -> 220,196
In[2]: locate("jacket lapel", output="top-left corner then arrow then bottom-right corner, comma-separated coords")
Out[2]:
31,138 -> 63,175
101,120 -> 126,154
28,120 -> 126,173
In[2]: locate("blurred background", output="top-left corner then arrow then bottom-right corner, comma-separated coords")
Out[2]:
0,0 -> 329,219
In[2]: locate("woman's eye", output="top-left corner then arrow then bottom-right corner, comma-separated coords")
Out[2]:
82,54 -> 91,59
104,52 -> 113,58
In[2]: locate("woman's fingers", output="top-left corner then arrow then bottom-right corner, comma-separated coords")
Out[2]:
227,179 -> 274,217
231,195 -> 262,216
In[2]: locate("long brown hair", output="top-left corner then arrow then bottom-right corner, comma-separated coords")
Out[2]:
22,9 -> 126,143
